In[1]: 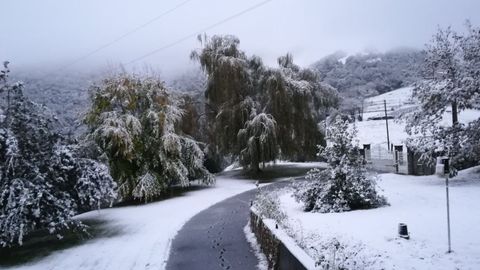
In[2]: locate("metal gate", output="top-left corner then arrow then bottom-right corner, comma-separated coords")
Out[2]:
364,144 -> 408,174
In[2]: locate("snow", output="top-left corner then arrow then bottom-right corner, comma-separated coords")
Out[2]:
243,222 -> 268,270
4,176 -> 260,270
357,87 -> 480,147
278,167 -> 480,269
262,219 -> 317,270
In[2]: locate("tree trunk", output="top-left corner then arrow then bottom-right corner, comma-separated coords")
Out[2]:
452,101 -> 458,125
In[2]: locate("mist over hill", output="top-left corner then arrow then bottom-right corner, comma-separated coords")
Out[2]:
311,48 -> 425,110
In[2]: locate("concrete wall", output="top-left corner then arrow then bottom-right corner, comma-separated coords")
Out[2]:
250,211 -> 310,270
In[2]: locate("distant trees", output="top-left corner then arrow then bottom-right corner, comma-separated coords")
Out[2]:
312,49 -> 424,110
406,22 -> 480,168
0,62 -> 116,247
191,35 -> 338,172
293,116 -> 387,213
84,73 -> 214,201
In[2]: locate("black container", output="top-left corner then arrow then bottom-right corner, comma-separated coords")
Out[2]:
398,223 -> 410,239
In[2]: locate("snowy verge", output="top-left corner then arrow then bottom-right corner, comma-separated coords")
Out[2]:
4,176 -> 261,270
243,222 -> 268,270
261,219 -> 317,269
277,166 -> 480,269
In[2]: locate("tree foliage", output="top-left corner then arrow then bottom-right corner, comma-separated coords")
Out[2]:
84,73 -> 214,201
405,22 -> 480,168
192,35 -> 338,171
0,62 -> 116,247
293,116 -> 386,213
238,111 -> 277,172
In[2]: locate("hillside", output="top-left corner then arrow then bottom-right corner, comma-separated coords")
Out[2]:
354,87 -> 480,149
312,49 -> 424,110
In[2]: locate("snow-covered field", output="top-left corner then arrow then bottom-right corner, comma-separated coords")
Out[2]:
278,167 -> 480,269
3,176 -> 260,270
356,87 -> 480,147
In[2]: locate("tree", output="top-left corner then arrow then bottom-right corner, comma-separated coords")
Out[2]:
84,72 -> 214,202
259,54 -> 339,161
0,62 -> 116,247
238,110 -> 277,172
293,116 -> 386,213
192,35 -> 338,170
405,23 -> 480,168
191,35 -> 253,161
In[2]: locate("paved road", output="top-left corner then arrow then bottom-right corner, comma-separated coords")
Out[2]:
166,179 -> 295,270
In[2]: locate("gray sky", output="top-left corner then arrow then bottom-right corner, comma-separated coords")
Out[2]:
1,0 -> 479,78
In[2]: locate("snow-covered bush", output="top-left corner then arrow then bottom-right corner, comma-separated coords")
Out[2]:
0,62 -> 116,247
293,116 -> 387,213
252,190 -> 287,224
306,236 -> 381,270
85,73 -> 214,201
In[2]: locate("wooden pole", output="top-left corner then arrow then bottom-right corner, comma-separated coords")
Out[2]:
384,100 -> 390,152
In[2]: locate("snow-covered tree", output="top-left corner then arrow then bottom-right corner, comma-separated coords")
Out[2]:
0,62 -> 116,247
238,110 -> 277,172
192,35 -> 338,169
405,23 -> 480,168
191,34 -> 252,160
84,73 -> 214,202
293,116 -> 386,213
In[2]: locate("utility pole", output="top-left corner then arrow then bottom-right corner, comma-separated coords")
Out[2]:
384,100 -> 390,152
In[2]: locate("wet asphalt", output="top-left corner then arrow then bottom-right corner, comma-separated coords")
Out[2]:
165,178 -> 297,270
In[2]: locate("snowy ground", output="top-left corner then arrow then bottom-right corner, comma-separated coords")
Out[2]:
1,176 -> 260,270
1,162 -> 324,270
277,167 -> 480,269
356,86 -> 480,148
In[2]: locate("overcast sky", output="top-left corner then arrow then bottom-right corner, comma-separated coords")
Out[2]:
1,0 -> 479,78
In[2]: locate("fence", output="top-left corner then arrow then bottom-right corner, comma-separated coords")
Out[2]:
363,144 -> 408,174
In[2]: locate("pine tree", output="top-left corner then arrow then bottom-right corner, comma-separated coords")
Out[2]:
84,72 -> 214,202
0,62 -> 116,247
293,116 -> 386,213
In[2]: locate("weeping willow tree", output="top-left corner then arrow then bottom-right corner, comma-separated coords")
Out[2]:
84,73 -> 214,201
191,35 -> 253,160
192,35 -> 339,171
238,109 -> 277,172
252,53 -> 339,161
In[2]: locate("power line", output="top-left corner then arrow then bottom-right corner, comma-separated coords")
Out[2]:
125,0 -> 274,66
53,0 -> 194,72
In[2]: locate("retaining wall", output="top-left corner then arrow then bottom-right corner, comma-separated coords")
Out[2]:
250,211 -> 315,270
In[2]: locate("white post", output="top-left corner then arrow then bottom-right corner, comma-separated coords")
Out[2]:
443,157 -> 452,253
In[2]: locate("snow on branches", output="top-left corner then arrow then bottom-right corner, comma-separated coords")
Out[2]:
293,116 -> 387,213
0,63 -> 116,247
405,22 -> 480,168
85,73 -> 214,202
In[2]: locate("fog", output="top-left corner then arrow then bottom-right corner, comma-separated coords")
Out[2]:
1,0 -> 479,79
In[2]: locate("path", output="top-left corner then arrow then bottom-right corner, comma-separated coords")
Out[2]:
166,178 -> 298,270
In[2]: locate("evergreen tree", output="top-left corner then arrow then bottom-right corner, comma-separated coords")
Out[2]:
84,72 -> 214,201
0,62 -> 116,247
293,116 -> 386,213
